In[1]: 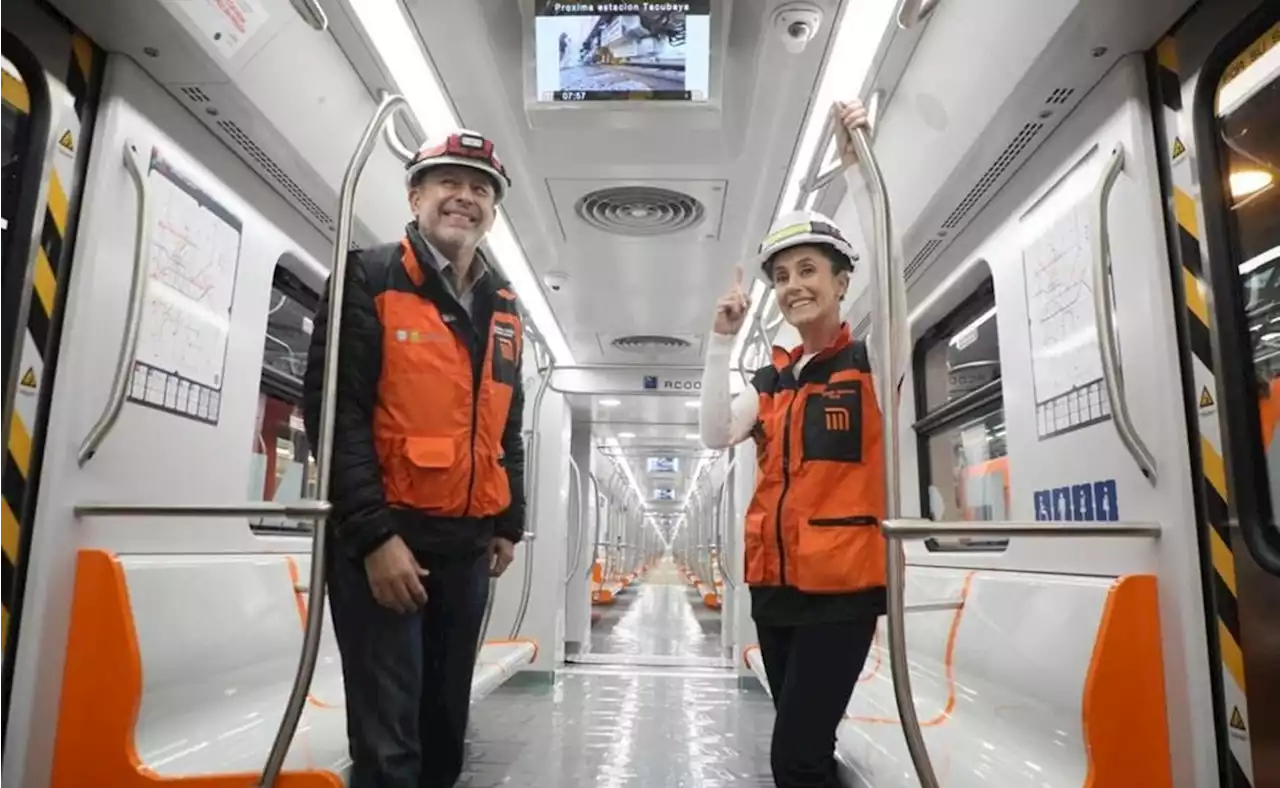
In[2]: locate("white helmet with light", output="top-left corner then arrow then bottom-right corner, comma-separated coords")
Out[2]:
754,208 -> 858,281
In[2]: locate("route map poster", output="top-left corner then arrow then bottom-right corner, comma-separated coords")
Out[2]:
1022,200 -> 1112,440
127,147 -> 243,426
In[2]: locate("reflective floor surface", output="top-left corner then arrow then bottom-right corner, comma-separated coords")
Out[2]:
460,561 -> 775,787
585,561 -> 729,667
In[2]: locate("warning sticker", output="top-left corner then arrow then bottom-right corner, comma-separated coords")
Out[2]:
1230,705 -> 1247,738
1172,136 -> 1186,161
1199,386 -> 1215,409
169,0 -> 270,60
58,129 -> 74,155
19,367 -> 37,390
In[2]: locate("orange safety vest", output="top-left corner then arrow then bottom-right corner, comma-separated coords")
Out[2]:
744,324 -> 887,594
371,237 -> 523,518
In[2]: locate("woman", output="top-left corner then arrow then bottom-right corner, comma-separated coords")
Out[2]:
699,98 -> 905,788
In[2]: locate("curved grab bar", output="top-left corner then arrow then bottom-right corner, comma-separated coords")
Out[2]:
77,141 -> 151,466
259,91 -> 413,788
846,122 -> 941,788
379,91 -> 417,164
509,360 -> 555,639
1092,143 -> 1158,485
896,0 -> 941,30
564,453 -> 586,584
288,0 -> 329,31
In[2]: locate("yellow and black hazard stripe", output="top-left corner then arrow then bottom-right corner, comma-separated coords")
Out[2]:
1152,32 -> 1253,788
1,31 -> 99,665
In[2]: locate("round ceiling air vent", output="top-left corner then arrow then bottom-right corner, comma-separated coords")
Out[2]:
575,186 -> 706,237
611,335 -> 693,354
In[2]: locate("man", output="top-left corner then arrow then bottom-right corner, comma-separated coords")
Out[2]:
302,128 -> 526,788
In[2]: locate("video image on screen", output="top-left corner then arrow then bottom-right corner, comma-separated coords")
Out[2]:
535,2 -> 710,102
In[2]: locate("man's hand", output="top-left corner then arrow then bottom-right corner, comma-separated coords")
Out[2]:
363,535 -> 428,613
834,98 -> 871,168
489,537 -> 517,577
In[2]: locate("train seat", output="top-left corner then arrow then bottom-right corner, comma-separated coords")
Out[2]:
743,566 -> 1171,788
51,549 -> 539,788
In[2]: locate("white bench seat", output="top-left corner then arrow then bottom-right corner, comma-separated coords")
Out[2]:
743,566 -> 1171,788
51,549 -> 537,787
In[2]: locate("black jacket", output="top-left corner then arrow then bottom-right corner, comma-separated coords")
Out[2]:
302,224 -> 527,558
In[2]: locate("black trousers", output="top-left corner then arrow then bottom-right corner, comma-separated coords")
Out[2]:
756,617 -> 878,788
328,546 -> 490,788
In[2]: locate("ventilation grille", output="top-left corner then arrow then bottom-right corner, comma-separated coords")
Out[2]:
214,119 -> 336,231
611,335 -> 693,354
575,186 -> 705,237
180,85 -> 211,103
905,239 -> 943,279
852,315 -> 871,338
904,88 -> 1076,282
1045,87 -> 1075,105
941,121 -> 1044,231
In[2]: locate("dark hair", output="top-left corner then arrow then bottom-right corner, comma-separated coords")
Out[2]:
764,243 -> 853,281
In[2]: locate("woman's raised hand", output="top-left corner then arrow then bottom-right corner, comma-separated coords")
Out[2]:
713,264 -> 750,336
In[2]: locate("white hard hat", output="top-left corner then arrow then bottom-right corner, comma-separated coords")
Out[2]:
404,129 -> 511,202
753,209 -> 858,281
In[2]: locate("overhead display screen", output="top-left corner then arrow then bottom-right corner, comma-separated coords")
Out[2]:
535,2 -> 710,102
647,456 -> 679,473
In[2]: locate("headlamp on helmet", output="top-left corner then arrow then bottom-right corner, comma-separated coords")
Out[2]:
404,129 -> 512,202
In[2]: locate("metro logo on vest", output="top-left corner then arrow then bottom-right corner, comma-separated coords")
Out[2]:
744,324 -> 887,595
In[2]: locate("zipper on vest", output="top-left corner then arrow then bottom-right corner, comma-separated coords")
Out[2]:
774,397 -> 796,586
461,353 -> 482,518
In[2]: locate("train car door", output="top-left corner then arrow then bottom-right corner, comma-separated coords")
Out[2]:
0,1 -> 101,741
1151,2 -> 1280,786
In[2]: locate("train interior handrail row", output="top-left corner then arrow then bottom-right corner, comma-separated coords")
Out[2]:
1,0 -> 1277,786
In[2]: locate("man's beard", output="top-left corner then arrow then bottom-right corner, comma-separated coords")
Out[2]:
420,218 -> 477,261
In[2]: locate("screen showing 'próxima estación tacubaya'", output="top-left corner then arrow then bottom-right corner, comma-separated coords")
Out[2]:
535,1 -> 711,102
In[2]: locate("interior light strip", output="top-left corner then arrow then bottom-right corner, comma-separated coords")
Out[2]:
731,0 -> 899,363
349,0 -> 575,365
605,437 -> 647,505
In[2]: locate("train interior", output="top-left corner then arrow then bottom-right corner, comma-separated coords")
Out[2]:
2,0 -> 1278,786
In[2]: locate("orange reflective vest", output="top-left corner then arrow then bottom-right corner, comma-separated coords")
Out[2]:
744,324 -> 887,594
371,237 -> 523,518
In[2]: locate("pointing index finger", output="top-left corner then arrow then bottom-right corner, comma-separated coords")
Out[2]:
732,263 -> 743,288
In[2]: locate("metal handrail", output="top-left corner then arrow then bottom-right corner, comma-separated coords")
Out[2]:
1092,143 -> 1158,485
842,118 -> 944,788
77,141 -> 151,466
258,91 -> 415,787
883,519 -> 1161,540
509,350 -> 555,639
564,453 -> 586,584
75,501 -> 331,519
896,0 -> 941,29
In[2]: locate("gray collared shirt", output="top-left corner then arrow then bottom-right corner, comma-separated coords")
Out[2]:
421,236 -> 487,317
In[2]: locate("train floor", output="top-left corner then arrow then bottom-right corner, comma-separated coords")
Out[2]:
458,559 -> 777,786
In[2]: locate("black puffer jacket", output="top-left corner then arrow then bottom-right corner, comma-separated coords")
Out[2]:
302,226 -> 526,558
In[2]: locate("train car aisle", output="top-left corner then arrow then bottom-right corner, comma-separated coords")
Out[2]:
589,558 -> 724,662
459,557 -> 775,786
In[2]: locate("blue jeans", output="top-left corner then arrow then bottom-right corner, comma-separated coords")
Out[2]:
327,545 -> 491,788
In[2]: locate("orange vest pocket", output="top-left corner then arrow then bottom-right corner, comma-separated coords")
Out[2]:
385,436 -> 469,515
405,436 -> 456,468
790,516 -> 886,594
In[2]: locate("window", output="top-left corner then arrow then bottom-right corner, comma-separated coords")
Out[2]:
912,273 -> 1009,550
249,258 -> 320,533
